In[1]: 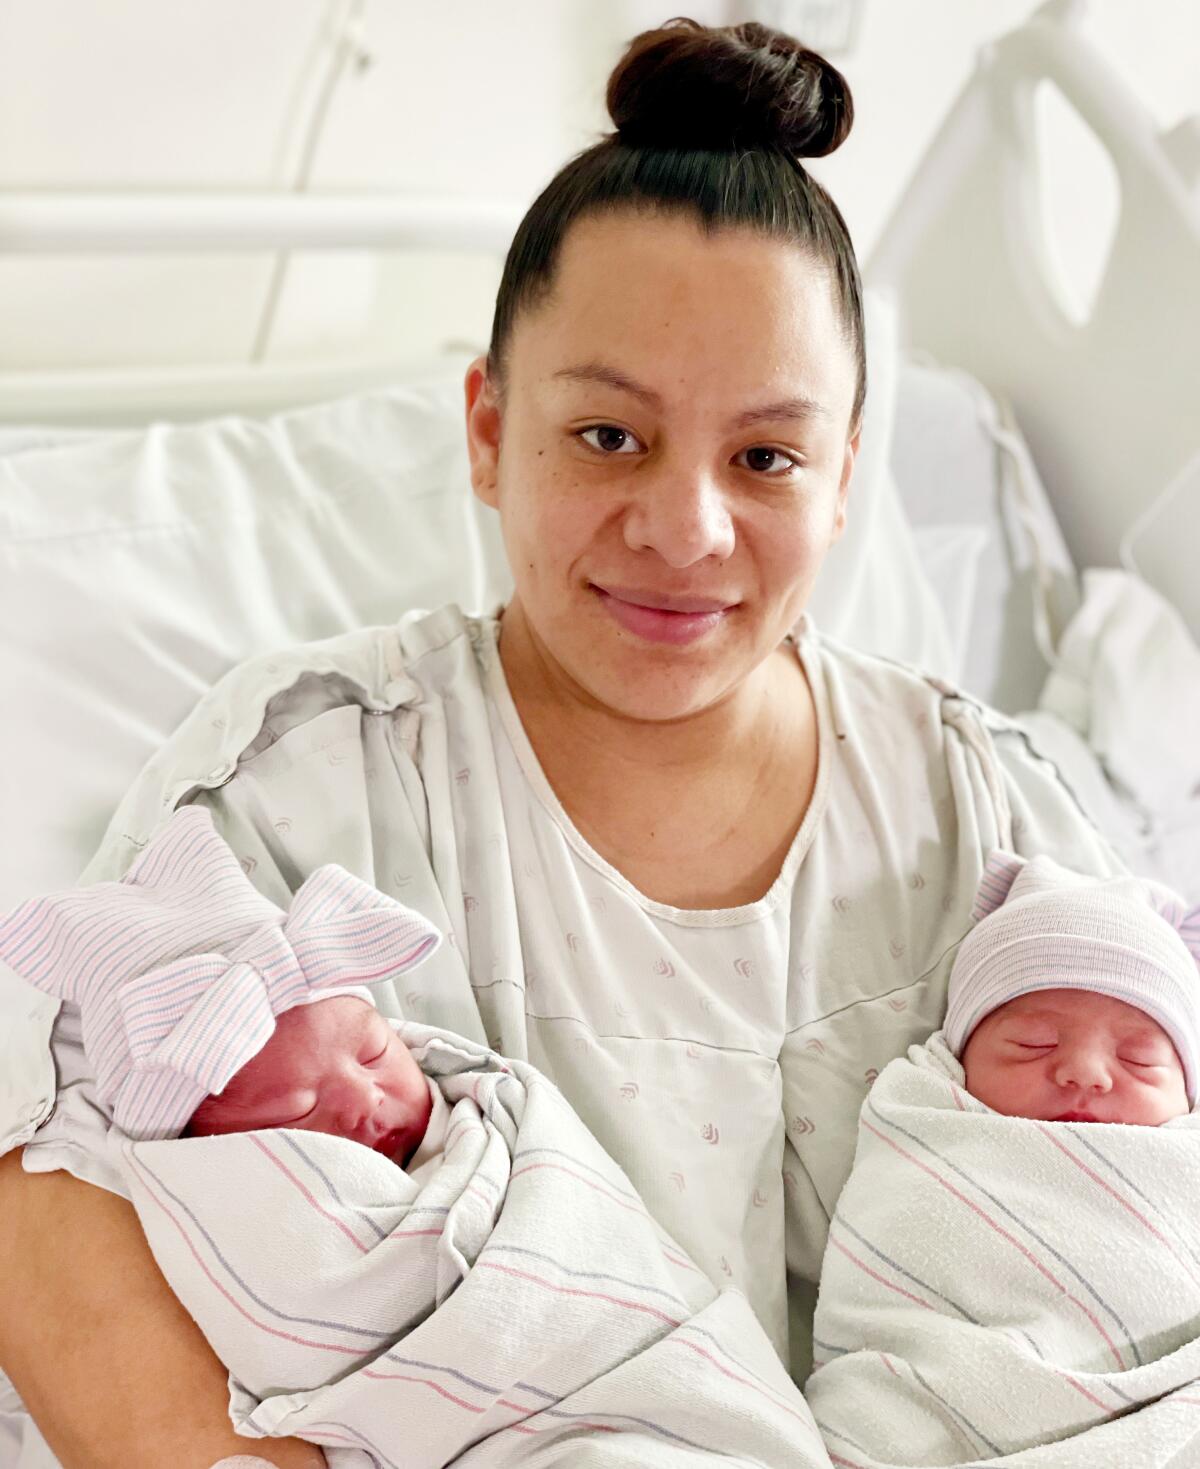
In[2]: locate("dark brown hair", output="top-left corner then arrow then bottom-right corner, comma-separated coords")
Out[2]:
486,17 -> 866,431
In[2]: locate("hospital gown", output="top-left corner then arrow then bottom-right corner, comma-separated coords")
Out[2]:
1,603 -> 1120,1391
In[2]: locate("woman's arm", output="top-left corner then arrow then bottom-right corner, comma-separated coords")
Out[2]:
0,1150 -> 326,1469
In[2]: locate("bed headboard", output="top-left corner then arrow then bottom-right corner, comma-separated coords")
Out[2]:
866,0 -> 1200,571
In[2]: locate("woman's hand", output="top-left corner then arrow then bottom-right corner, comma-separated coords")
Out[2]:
0,1149 -> 327,1469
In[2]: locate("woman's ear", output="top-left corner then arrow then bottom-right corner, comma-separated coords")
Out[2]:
831,424 -> 861,543
464,356 -> 503,509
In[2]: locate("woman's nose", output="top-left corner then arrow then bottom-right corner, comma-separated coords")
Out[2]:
622,465 -> 735,568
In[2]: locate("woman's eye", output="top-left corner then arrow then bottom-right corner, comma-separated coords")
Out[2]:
578,424 -> 641,455
736,445 -> 801,476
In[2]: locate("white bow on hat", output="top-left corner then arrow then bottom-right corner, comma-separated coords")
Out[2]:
0,806 -> 441,1139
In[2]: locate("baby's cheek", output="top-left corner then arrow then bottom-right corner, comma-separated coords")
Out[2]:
962,1055 -> 1030,1115
248,1038 -> 307,1090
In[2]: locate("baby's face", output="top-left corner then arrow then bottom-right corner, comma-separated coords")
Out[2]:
186,995 -> 432,1163
961,988 -> 1190,1126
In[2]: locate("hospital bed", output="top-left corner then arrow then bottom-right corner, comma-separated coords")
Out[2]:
1,2 -> 1198,1459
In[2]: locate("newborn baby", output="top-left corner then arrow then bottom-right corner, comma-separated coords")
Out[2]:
185,992 -> 443,1170
0,804 -> 446,1155
804,851 -> 1200,1469
2,807 -> 834,1469
941,850 -> 1198,1125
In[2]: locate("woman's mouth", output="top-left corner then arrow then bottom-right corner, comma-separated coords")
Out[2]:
591,584 -> 733,645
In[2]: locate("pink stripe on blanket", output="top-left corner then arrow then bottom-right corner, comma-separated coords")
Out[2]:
359,1368 -> 488,1413
250,1135 -> 372,1253
477,1258 -> 683,1327
509,1159 -> 658,1218
1036,1124 -> 1200,1295
124,1148 -> 365,1356
862,1116 -> 1129,1370
667,1334 -> 820,1436
828,1233 -> 937,1312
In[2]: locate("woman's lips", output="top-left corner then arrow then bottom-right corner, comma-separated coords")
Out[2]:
592,585 -> 732,645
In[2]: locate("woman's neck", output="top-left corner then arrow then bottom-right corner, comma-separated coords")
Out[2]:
496,600 -> 818,909
497,600 -> 800,789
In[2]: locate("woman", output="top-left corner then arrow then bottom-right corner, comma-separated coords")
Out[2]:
0,19 -> 1116,1468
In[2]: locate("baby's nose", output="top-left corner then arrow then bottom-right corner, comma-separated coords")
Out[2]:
1054,1048 -> 1113,1091
329,1073 -> 377,1127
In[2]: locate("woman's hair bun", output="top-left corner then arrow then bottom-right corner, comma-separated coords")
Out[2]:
607,17 -> 853,158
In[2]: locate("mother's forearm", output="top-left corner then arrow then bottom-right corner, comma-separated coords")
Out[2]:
0,1150 -> 326,1469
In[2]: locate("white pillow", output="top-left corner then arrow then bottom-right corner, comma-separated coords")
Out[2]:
889,356 -> 1078,712
0,375 -> 510,909
1121,450 -> 1200,647
806,291 -> 957,681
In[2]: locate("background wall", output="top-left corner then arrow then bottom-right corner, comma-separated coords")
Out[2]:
0,0 -> 1196,371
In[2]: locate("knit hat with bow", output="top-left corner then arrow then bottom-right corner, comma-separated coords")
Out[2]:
0,806 -> 441,1140
945,851 -> 1200,1104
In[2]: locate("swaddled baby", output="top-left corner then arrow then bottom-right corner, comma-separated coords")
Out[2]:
805,852 -> 1200,1469
0,805 -> 448,1165
946,854 -> 1196,1127
0,808 -> 833,1469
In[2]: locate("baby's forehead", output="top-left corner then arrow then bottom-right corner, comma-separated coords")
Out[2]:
261,994 -> 381,1063
988,988 -> 1166,1036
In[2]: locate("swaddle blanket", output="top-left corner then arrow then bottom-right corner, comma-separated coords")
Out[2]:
806,1033 -> 1200,1468
116,1020 -> 833,1469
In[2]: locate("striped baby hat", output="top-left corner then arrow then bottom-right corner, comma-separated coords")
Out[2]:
945,851 -> 1200,1104
0,805 -> 441,1139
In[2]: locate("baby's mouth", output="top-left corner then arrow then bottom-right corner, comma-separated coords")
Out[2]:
1051,1110 -> 1100,1122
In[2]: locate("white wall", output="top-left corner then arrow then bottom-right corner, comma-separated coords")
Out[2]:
0,0 -> 1195,372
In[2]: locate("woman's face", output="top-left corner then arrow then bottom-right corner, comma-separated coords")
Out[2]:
465,211 -> 861,721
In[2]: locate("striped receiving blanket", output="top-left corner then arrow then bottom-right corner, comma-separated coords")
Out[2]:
116,1020 -> 832,1469
806,1033 -> 1200,1468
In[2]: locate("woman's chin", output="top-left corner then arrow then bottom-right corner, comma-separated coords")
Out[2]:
579,664 -> 739,724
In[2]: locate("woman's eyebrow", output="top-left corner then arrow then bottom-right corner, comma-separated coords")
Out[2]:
550,362 -> 830,427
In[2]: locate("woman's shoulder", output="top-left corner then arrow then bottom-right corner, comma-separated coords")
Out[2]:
804,619 -> 1119,878
803,616 -> 974,739
805,615 -> 1032,745
83,603 -> 497,884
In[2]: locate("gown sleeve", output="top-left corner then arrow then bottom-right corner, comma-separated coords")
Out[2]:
1,624 -> 467,1199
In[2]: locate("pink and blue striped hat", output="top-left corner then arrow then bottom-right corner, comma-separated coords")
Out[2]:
945,852 -> 1200,1104
0,806 -> 441,1140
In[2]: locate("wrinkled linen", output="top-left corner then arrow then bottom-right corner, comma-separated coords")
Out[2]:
118,1018 -> 833,1469
806,1033 -> 1200,1467
1026,568 -> 1200,901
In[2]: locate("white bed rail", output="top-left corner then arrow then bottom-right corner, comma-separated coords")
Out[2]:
0,193 -> 524,423
0,192 -> 524,254
867,0 -> 1200,570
